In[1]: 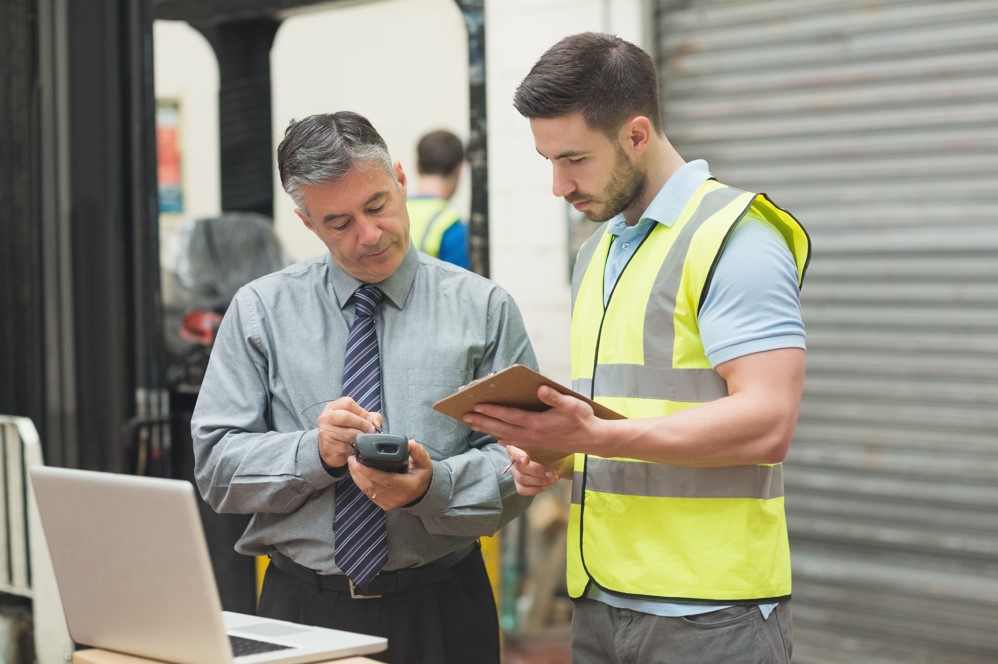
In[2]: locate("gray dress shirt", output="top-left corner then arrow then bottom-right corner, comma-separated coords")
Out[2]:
191,244 -> 537,573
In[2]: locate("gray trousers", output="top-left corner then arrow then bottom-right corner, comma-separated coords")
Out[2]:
571,599 -> 793,664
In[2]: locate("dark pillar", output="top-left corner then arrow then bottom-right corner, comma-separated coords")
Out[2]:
454,0 -> 490,278
0,0 -> 164,473
58,0 -> 164,473
0,0 -> 45,427
195,19 -> 281,217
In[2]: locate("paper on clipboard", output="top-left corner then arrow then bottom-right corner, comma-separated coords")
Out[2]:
433,364 -> 624,422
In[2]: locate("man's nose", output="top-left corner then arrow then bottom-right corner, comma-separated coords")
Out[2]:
552,168 -> 575,198
358,216 -> 383,244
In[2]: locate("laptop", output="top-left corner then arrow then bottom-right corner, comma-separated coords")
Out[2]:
29,466 -> 387,664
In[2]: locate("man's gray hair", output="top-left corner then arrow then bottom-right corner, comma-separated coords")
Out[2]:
277,111 -> 394,213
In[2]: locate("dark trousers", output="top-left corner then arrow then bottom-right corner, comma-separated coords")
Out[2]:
258,548 -> 500,664
572,599 -> 793,664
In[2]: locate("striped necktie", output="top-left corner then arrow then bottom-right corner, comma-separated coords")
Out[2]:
332,284 -> 388,589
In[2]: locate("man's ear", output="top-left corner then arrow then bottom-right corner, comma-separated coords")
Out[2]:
621,116 -> 653,157
394,161 -> 408,199
294,208 -> 316,234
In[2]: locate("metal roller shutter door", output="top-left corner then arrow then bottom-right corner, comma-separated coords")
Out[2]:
654,1 -> 998,662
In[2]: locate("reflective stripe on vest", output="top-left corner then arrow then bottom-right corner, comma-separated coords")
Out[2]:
566,179 -> 810,603
570,461 -> 784,502
406,198 -> 461,258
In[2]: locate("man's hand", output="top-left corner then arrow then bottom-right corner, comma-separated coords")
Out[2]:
463,385 -> 605,457
316,397 -> 383,470
504,444 -> 569,496
347,440 -> 434,509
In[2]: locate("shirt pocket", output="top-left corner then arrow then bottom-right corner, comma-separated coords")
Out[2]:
403,366 -> 469,459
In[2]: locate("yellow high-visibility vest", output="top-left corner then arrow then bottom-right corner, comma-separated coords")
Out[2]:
567,179 -> 811,603
406,197 -> 461,258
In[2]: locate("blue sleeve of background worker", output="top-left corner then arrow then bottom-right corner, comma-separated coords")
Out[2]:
438,221 -> 470,269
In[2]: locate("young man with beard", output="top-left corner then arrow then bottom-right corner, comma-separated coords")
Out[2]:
463,32 -> 811,663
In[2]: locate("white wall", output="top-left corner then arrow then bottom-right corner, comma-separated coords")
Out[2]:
153,0 -> 649,383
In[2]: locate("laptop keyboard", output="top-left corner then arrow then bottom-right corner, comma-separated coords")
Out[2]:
229,634 -> 294,657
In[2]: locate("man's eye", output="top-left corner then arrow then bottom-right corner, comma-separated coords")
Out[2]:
567,157 -> 585,165
369,203 -> 386,213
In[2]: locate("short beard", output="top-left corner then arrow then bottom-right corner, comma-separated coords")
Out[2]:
585,148 -> 647,223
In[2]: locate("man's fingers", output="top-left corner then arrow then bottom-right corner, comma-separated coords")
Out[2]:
512,476 -> 555,496
406,440 -> 432,468
463,411 -> 530,446
318,398 -> 381,435
537,386 -> 594,419
505,444 -> 530,464
367,412 -> 385,431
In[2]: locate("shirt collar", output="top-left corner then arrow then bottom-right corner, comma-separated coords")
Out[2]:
328,241 -> 418,311
608,159 -> 713,237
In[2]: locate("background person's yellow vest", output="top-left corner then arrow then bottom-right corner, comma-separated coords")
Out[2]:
567,179 -> 810,603
406,197 -> 461,258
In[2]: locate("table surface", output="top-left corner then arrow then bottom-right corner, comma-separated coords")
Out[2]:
72,649 -> 381,664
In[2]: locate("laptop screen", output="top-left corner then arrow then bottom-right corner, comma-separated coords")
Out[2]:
29,466 -> 386,664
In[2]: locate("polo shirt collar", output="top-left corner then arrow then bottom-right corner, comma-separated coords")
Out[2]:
607,159 -> 713,237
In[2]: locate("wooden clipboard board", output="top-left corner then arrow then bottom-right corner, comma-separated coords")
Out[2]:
433,364 -> 624,422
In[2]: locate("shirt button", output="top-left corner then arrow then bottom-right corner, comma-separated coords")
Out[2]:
623,243 -> 630,249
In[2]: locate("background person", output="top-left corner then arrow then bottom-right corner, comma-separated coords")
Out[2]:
192,111 -> 536,664
464,32 -> 810,664
406,129 -> 469,268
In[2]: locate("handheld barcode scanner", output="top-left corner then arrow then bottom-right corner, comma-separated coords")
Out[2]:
355,433 -> 409,473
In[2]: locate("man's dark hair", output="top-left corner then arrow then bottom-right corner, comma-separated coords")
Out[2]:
416,130 -> 464,176
277,111 -> 393,213
513,32 -> 663,137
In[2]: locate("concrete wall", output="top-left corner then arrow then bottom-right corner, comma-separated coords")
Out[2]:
153,0 -> 648,383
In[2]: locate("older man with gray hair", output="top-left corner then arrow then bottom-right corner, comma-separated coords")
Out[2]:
192,111 -> 536,664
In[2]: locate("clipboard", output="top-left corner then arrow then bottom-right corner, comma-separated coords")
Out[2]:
433,364 -> 624,422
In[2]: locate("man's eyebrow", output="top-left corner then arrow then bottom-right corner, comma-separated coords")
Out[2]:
537,147 -> 589,161
320,190 -> 389,224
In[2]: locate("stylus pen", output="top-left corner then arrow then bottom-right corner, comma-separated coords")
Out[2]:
501,460 -> 515,475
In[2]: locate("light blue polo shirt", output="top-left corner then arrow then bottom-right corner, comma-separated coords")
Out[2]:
589,160 -> 804,618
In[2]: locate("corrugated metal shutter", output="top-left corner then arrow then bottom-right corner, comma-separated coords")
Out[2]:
654,1 -> 998,662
